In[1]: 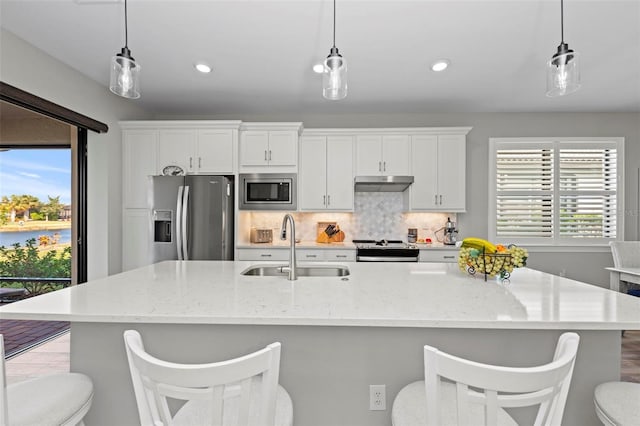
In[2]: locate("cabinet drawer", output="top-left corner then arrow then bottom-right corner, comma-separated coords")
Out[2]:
236,249 -> 289,261
419,250 -> 458,263
325,250 -> 356,262
298,249 -> 326,261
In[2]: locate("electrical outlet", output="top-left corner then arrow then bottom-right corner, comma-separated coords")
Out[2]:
369,384 -> 386,411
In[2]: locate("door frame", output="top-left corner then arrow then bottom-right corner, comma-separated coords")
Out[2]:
0,82 -> 108,283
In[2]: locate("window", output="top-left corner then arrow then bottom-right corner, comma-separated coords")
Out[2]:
489,138 -> 624,246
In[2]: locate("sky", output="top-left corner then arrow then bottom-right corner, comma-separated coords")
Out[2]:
0,148 -> 71,205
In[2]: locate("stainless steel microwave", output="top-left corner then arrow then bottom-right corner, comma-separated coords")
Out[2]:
239,173 -> 297,210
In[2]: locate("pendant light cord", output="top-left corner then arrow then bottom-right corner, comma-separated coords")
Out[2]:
124,0 -> 129,49
332,0 -> 336,48
560,0 -> 564,43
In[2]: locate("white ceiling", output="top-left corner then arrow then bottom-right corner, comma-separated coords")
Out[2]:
1,0 -> 639,116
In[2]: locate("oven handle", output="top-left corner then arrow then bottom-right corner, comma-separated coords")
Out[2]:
356,256 -> 418,262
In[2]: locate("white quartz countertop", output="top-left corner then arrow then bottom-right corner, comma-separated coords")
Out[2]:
237,241 -> 456,250
2,261 -> 639,330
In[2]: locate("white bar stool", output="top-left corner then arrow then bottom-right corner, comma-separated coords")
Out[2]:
124,329 -> 293,426
594,381 -> 640,426
1,335 -> 93,426
392,332 -> 580,426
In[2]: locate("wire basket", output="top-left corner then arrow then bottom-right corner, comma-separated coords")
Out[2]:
458,244 -> 528,283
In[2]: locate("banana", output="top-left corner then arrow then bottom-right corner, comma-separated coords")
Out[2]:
461,237 -> 497,253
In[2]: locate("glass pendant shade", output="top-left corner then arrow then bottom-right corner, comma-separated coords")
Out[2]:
110,49 -> 140,99
323,48 -> 347,100
546,43 -> 580,97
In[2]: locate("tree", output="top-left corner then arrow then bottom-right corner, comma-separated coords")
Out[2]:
41,196 -> 63,221
0,195 -> 41,222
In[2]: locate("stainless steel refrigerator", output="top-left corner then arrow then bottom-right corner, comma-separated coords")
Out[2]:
149,175 -> 234,263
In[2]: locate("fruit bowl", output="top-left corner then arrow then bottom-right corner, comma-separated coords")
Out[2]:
457,238 -> 528,282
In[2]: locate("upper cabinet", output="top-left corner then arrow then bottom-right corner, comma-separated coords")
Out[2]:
121,121 -> 241,208
299,133 -> 354,211
156,123 -> 239,175
239,123 -> 303,172
410,129 -> 471,212
355,134 -> 410,175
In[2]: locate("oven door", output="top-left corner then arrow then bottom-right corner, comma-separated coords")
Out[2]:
356,248 -> 419,262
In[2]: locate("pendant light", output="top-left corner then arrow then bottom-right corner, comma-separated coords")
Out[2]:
546,0 -> 580,97
110,0 -> 140,99
323,0 -> 347,100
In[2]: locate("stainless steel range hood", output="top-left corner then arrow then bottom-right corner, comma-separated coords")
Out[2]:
354,176 -> 414,192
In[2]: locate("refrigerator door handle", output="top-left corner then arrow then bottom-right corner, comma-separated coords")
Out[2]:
176,185 -> 184,260
182,185 -> 190,260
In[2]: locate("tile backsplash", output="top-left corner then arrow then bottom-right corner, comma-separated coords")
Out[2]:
240,193 -> 457,243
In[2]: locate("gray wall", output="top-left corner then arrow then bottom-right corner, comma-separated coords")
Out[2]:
1,29 -> 152,279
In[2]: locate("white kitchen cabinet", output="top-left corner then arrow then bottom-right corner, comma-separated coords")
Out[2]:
236,248 -> 289,262
419,249 -> 458,263
299,135 -> 354,210
123,129 -> 158,209
123,209 -> 151,271
325,250 -> 356,261
239,123 -> 302,170
355,134 -> 410,176
158,129 -> 196,174
236,247 -> 355,262
158,128 -> 235,174
197,129 -> 235,173
411,134 -> 466,211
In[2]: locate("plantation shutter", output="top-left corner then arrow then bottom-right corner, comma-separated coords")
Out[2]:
491,138 -> 621,245
558,144 -> 617,239
495,146 -> 553,239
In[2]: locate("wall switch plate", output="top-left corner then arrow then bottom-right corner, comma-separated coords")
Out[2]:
369,384 -> 386,410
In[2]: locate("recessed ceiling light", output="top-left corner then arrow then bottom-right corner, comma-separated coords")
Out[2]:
431,60 -> 450,72
195,63 -> 212,73
312,63 -> 324,74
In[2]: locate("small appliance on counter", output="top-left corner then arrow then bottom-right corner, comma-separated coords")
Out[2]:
435,217 -> 459,246
250,228 -> 273,243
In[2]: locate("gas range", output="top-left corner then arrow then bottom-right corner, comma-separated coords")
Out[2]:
352,239 -> 419,262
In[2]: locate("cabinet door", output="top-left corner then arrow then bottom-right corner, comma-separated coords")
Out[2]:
240,131 -> 269,166
197,129 -> 234,173
158,129 -> 196,173
381,135 -> 410,175
326,250 -> 356,261
410,135 -> 439,209
326,136 -> 354,210
355,135 -> 382,175
299,136 -> 328,210
123,209 -> 151,271
123,129 -> 158,208
268,131 -> 298,166
437,135 -> 466,211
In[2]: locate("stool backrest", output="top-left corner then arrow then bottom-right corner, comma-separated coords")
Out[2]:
424,332 -> 580,426
123,330 -> 281,426
610,241 -> 640,268
0,335 -> 7,426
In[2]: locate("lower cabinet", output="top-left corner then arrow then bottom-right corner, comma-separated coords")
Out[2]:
123,209 -> 151,271
236,248 -> 355,262
419,250 -> 458,263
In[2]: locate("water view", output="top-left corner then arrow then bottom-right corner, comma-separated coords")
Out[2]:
0,227 -> 71,247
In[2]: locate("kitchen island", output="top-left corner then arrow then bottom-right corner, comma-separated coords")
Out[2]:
2,261 -> 639,425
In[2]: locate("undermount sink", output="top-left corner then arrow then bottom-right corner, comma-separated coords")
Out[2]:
241,264 -> 350,277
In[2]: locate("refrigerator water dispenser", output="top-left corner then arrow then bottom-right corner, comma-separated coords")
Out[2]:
153,210 -> 172,243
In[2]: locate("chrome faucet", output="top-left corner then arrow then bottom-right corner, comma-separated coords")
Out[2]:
280,213 -> 297,280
